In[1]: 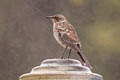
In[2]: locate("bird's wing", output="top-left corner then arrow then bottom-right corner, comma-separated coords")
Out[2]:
56,22 -> 79,44
56,22 -> 92,69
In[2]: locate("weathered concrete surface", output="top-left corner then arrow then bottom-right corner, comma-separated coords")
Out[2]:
19,59 -> 103,80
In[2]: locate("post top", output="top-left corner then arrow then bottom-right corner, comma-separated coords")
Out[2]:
19,59 -> 103,79
41,58 -> 84,67
31,58 -> 92,73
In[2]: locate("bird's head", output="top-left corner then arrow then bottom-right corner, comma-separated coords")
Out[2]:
47,14 -> 67,23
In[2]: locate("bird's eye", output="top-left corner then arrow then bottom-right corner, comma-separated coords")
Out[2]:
54,17 -> 63,22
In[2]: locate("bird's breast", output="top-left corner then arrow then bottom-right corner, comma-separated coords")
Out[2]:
53,25 -> 66,48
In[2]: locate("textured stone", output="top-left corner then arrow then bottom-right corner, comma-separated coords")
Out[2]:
19,59 -> 103,80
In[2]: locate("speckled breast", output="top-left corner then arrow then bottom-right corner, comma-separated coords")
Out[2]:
53,24 -> 66,48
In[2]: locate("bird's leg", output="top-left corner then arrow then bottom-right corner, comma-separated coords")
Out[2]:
60,46 -> 67,59
68,49 -> 72,59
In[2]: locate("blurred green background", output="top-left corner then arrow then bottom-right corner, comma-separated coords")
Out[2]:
0,0 -> 120,80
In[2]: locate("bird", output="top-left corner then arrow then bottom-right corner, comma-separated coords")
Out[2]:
47,14 -> 92,69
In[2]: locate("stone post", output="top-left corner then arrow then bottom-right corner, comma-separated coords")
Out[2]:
19,59 -> 103,80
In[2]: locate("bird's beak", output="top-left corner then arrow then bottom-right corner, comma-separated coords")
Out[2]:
46,16 -> 54,18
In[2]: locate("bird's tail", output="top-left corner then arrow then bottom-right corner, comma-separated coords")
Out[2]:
77,50 -> 93,69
